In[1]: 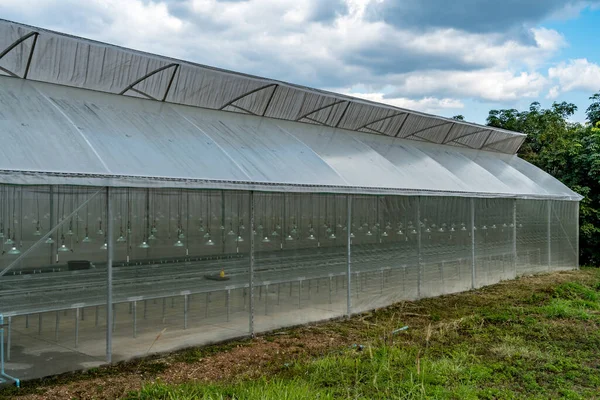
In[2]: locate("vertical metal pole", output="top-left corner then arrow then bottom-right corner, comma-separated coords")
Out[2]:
547,201 -> 552,271
49,186 -> 55,264
183,295 -> 188,330
575,202 -> 580,270
346,195 -> 352,316
55,311 -> 59,341
470,198 -> 476,290
7,316 -> 11,361
75,308 -> 80,348
513,200 -> 517,278
416,197 -> 422,298
249,191 -> 255,337
226,290 -> 231,322
132,301 -> 137,338
106,187 -> 113,363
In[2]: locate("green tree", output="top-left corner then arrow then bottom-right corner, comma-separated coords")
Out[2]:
452,115 -> 465,121
487,99 -> 600,264
587,92 -> 600,126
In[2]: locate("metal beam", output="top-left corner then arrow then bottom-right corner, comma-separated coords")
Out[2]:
440,123 -> 456,144
354,112 -> 406,132
261,84 -> 278,116
0,65 -> 18,78
127,87 -> 156,101
481,135 -> 521,151
334,101 -> 351,128
402,121 -> 453,140
295,99 -> 346,123
444,128 -> 491,145
227,104 -> 257,115
394,113 -> 411,137
0,31 -> 39,60
303,116 -> 328,126
161,64 -> 180,102
119,63 -> 179,96
219,83 -> 278,111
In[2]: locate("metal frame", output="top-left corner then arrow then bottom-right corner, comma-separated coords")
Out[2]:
0,315 -> 20,387
0,189 -> 103,277
443,128 -> 491,145
296,100 -> 346,123
219,83 -> 278,112
402,121 -> 454,140
346,195 -> 352,316
106,187 -> 113,363
547,201 -> 552,271
118,63 -> 180,100
0,31 -> 39,79
471,198 -> 476,290
249,190 -> 255,336
0,20 -> 531,155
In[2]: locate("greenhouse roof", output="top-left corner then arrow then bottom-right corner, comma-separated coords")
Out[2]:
0,75 -> 581,201
0,19 -> 526,154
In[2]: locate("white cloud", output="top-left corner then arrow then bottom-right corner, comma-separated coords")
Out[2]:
0,0 -> 590,117
386,69 -> 548,102
548,59 -> 600,94
344,92 -> 464,114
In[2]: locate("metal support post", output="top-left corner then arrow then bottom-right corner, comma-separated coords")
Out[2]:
470,198 -> 476,290
7,317 -> 11,361
106,187 -> 114,363
0,315 -> 20,387
184,294 -> 189,330
576,202 -> 580,270
75,308 -> 80,348
513,200 -> 517,278
55,311 -> 59,341
346,195 -> 352,316
264,284 -> 269,315
132,301 -> 137,338
226,289 -> 231,322
417,197 -> 422,298
547,201 -> 552,271
249,191 -> 255,337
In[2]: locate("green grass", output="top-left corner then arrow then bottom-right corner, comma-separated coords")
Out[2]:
124,269 -> 600,400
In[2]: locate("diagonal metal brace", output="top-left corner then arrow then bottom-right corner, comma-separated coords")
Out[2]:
119,63 -> 179,97
219,83 -> 278,111
0,31 -> 40,79
0,188 -> 103,278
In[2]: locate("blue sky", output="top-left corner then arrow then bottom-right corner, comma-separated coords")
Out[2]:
1,0 -> 599,124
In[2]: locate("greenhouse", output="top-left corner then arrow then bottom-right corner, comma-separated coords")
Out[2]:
0,19 -> 581,383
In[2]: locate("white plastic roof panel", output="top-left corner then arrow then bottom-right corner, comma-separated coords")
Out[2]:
280,124 -> 405,188
0,76 -> 582,201
0,19 -> 527,154
416,147 -> 514,194
174,109 -> 347,186
353,135 -> 470,192
0,79 -> 109,175
466,153 -> 549,196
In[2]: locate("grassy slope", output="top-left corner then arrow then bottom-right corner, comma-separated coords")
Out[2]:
3,268 -> 600,399
129,269 -> 600,400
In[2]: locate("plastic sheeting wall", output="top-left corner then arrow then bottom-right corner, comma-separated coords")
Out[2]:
0,185 -> 578,381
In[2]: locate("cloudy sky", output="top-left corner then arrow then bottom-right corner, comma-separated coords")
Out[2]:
2,0 -> 600,123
